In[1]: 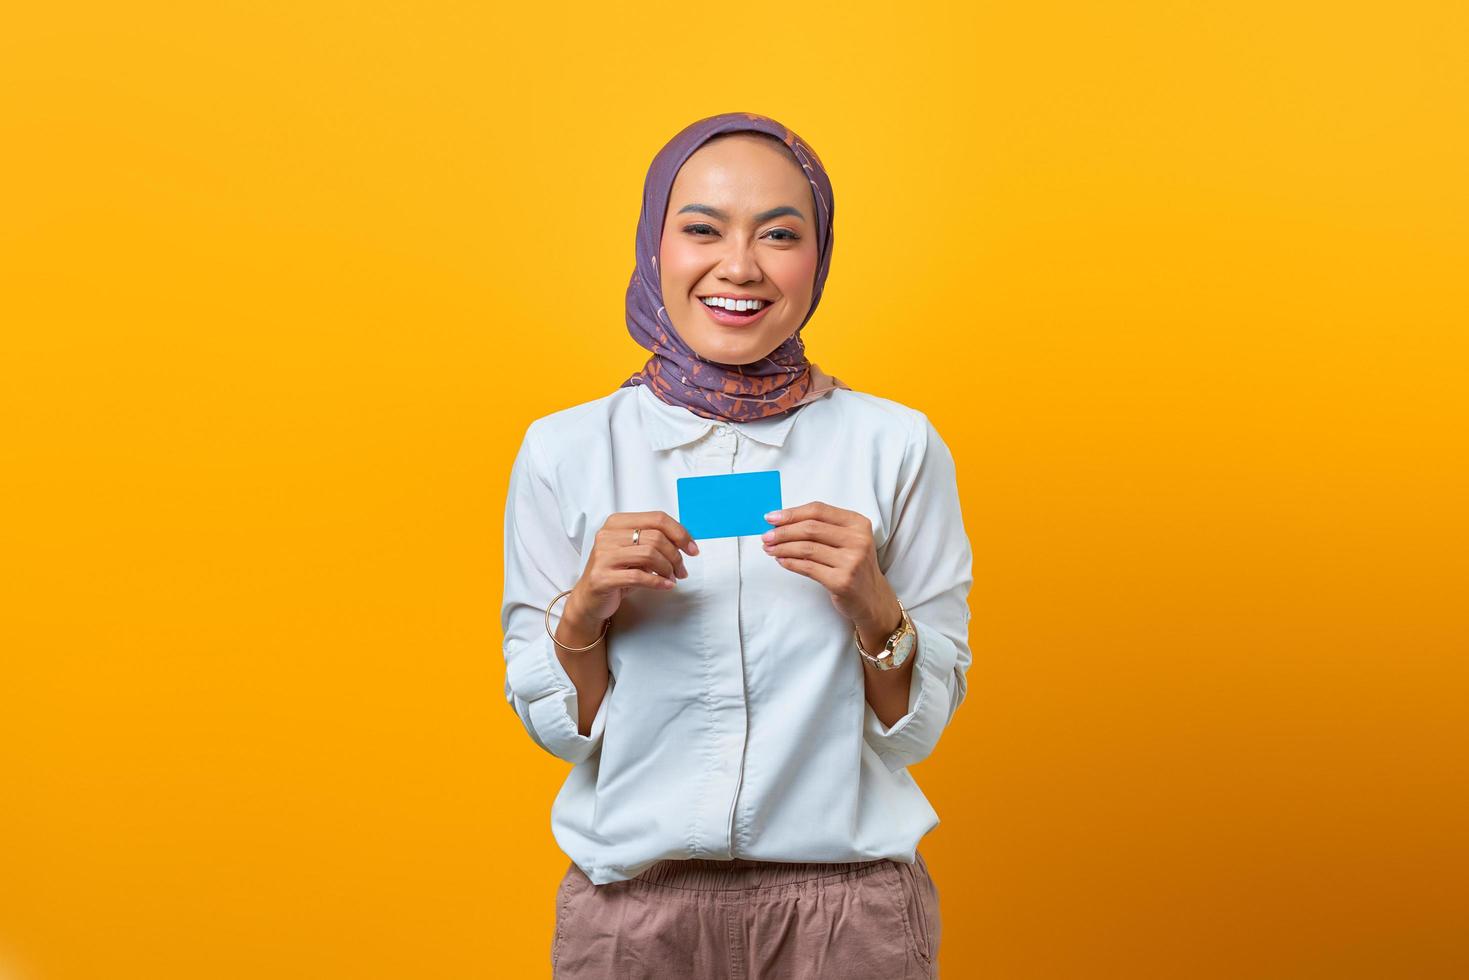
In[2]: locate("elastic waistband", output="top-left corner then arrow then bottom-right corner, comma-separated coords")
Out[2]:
634,857 -> 891,891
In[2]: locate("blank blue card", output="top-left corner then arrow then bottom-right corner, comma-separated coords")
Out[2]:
677,470 -> 783,540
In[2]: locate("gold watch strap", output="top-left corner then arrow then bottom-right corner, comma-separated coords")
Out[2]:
853,599 -> 909,666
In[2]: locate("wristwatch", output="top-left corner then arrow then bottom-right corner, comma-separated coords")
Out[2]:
853,599 -> 917,671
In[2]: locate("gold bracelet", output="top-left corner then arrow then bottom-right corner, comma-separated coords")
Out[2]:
545,587 -> 610,652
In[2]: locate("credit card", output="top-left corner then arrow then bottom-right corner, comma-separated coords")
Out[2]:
676,470 -> 783,540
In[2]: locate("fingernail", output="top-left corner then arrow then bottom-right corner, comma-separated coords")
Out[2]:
762,530 -> 775,542
765,511 -> 785,523
688,540 -> 700,555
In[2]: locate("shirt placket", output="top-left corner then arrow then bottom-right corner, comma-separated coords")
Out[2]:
690,421 -> 750,858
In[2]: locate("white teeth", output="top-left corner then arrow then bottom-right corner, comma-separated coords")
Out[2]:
702,297 -> 766,311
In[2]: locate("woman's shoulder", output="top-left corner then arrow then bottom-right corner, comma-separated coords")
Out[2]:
519,387 -> 637,467
820,388 -> 931,449
524,387 -> 628,433
827,388 -> 925,424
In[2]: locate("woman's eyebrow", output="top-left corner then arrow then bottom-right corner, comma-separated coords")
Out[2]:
677,203 -> 806,223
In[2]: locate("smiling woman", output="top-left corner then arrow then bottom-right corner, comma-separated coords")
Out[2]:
620,117 -> 849,422
660,144 -> 817,346
656,135 -> 826,384
502,111 -> 973,979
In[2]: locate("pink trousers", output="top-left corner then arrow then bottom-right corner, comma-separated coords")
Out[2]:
552,853 -> 940,979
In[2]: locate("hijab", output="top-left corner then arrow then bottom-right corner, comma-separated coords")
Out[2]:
618,111 -> 852,423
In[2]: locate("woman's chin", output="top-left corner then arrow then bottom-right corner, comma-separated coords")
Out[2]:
692,329 -> 788,365
691,339 -> 775,367
664,310 -> 786,366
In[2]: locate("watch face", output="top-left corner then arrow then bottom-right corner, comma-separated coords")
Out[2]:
889,629 -> 916,667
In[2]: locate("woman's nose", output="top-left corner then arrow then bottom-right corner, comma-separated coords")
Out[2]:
715,239 -> 762,282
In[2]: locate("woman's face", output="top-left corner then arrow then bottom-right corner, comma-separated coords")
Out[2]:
658,134 -> 820,367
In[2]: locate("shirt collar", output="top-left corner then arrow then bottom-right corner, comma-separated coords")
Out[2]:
634,382 -> 810,451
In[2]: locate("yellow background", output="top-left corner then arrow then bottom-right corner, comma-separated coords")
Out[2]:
3,1 -> 1466,977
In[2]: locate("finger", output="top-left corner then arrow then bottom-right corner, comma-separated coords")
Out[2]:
762,519 -> 860,549
650,511 -> 700,556
763,538 -> 846,568
599,523 -> 688,577
766,501 -> 867,531
771,555 -> 841,591
639,528 -> 689,578
611,567 -> 677,591
609,543 -> 678,580
606,511 -> 700,556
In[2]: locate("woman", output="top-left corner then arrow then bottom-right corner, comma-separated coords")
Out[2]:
501,111 -> 974,979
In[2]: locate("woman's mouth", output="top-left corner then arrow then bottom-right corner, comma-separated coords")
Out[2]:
698,297 -> 775,328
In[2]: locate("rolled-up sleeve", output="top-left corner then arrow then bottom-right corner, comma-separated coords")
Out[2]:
500,423 -> 610,764
864,412 -> 975,772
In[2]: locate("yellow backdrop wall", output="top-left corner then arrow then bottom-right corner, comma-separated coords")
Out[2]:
3,1 -> 1465,977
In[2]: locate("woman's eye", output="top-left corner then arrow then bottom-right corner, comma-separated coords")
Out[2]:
681,224 -> 799,242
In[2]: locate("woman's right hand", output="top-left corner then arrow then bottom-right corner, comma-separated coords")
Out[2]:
567,511 -> 700,626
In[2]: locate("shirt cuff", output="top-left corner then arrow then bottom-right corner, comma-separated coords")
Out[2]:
505,630 -> 611,765
862,615 -> 960,773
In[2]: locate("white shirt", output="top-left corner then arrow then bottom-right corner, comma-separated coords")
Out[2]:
501,381 -> 974,885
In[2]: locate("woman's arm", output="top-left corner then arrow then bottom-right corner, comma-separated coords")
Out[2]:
553,593 -> 611,736
503,424 -> 693,755
854,597 -> 918,727
863,411 -> 975,772
761,409 -> 973,764
501,425 -> 612,764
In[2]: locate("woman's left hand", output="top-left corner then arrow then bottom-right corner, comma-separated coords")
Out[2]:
762,502 -> 900,636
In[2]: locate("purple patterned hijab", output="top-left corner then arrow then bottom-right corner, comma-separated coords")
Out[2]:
618,111 -> 851,422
